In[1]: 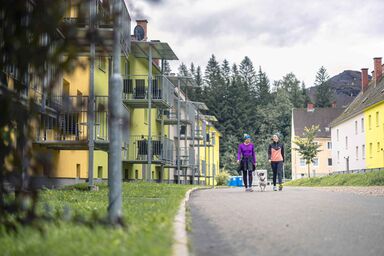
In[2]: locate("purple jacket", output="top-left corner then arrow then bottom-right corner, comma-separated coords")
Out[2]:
237,143 -> 256,164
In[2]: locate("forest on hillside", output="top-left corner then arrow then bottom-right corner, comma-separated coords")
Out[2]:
168,55 -> 332,178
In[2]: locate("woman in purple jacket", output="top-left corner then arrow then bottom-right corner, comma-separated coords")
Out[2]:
237,134 -> 256,192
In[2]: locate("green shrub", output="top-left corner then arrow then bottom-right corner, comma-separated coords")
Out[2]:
215,171 -> 230,186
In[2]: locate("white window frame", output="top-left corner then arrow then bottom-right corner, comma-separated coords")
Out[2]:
345,136 -> 348,150
313,158 -> 319,167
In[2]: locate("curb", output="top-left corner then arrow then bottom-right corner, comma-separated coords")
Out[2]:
172,187 -> 202,256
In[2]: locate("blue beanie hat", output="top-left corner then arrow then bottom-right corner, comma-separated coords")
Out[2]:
244,134 -> 251,140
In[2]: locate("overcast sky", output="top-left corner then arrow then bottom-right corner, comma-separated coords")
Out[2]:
127,0 -> 384,86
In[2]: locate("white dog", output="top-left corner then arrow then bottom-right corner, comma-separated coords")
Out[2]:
257,172 -> 267,192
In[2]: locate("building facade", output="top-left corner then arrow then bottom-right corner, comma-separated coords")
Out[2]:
331,57 -> 384,172
291,105 -> 344,179
2,0 -> 221,187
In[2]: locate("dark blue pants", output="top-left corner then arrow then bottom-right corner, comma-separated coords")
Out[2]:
271,161 -> 283,186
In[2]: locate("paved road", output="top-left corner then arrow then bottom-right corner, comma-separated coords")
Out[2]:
188,187 -> 384,256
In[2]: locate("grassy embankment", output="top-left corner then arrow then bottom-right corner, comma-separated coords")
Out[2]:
285,170 -> 384,187
0,182 -> 195,256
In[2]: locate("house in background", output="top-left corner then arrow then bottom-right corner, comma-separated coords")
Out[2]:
331,57 -> 384,172
291,104 -> 344,179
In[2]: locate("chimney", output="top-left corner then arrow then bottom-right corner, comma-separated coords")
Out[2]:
331,101 -> 337,108
307,103 -> 314,112
136,19 -> 148,41
374,57 -> 382,82
361,68 -> 369,92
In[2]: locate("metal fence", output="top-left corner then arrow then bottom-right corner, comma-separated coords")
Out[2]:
172,146 -> 195,167
124,135 -> 174,163
122,75 -> 174,107
61,0 -> 130,54
36,96 -> 108,142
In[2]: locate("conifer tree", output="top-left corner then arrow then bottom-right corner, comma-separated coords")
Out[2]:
163,60 -> 172,75
315,66 -> 332,107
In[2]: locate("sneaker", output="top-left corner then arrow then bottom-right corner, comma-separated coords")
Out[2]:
279,184 -> 283,191
245,187 -> 249,192
273,186 -> 277,191
249,187 -> 254,192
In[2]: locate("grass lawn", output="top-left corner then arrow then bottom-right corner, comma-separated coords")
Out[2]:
0,182 -> 195,256
285,170 -> 384,187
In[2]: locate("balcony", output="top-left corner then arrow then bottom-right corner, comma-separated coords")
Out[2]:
157,101 -> 196,125
34,96 -> 109,150
60,0 -> 131,56
123,135 -> 174,164
165,146 -> 195,169
122,75 -> 175,109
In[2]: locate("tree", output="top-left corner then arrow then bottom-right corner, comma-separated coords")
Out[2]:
301,82 -> 311,106
315,66 -> 332,107
256,66 -> 271,105
293,125 -> 322,178
0,0 -> 86,228
178,62 -> 189,77
189,62 -> 196,77
204,54 -> 222,88
163,60 -> 172,75
280,73 -> 304,108
239,56 -> 257,92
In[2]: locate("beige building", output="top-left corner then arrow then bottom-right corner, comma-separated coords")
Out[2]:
291,104 -> 344,179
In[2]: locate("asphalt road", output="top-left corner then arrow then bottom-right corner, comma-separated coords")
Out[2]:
188,186 -> 384,256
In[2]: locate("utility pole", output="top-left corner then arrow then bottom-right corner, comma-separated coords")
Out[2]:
108,0 -> 123,224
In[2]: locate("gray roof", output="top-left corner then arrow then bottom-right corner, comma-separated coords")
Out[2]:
331,77 -> 384,127
293,108 -> 345,138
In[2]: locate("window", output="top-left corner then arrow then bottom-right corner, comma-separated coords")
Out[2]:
362,145 -> 366,159
336,129 -> 339,141
300,158 -> 306,167
355,121 -> 358,134
328,158 -> 332,166
361,118 -> 364,132
369,143 -> 373,158
98,166 -> 103,178
345,136 -> 348,150
377,142 -> 381,152
356,146 -> 359,160
376,112 -> 380,127
325,127 -> 330,132
98,56 -> 107,72
313,158 -> 319,167
369,115 -> 372,129
76,164 -> 81,178
327,142 -> 332,149
337,151 -> 340,162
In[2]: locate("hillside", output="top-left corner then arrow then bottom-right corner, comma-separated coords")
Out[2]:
307,70 -> 370,108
